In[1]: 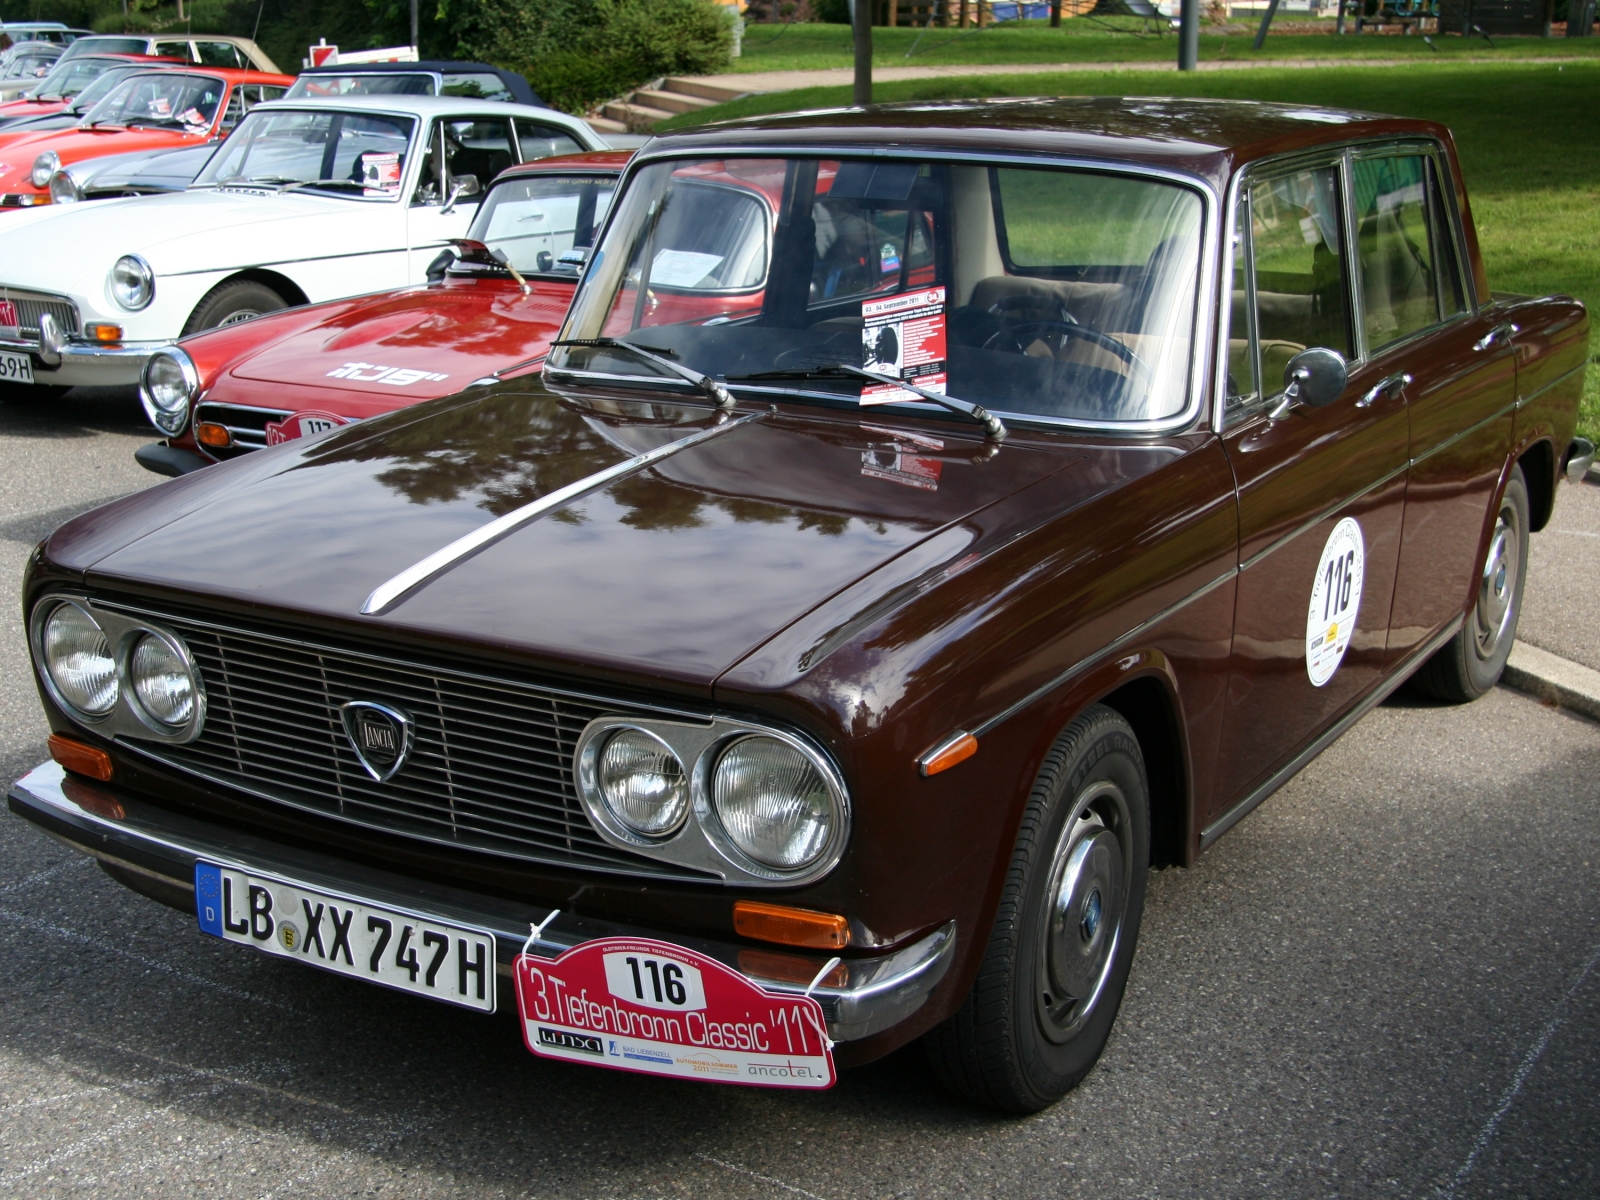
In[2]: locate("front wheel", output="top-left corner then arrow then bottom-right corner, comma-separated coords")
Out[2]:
1411,464 -> 1530,703
925,704 -> 1149,1113
182,279 -> 288,336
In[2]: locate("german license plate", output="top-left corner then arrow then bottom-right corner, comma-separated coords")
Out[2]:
194,862 -> 496,1012
515,937 -> 834,1088
0,350 -> 33,385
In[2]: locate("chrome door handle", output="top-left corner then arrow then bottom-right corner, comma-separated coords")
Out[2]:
1356,372 -> 1412,408
1473,322 -> 1518,352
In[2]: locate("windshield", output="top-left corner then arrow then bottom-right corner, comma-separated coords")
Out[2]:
81,71 -> 221,131
2,48 -> 56,79
31,54 -> 122,100
60,37 -> 148,61
551,157 -> 1204,426
466,172 -> 617,275
284,72 -> 434,99
61,63 -> 142,111
193,108 -> 416,197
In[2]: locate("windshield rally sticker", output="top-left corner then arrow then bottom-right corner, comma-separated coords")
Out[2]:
860,286 -> 947,405
360,152 -> 401,193
1306,517 -> 1365,687
326,362 -> 449,387
516,937 -> 835,1089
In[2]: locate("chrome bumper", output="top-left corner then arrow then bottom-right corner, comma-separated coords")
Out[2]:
7,761 -> 954,1041
1567,437 -> 1597,484
0,318 -> 168,386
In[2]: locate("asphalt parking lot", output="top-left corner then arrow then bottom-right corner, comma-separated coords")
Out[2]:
0,389 -> 1596,1199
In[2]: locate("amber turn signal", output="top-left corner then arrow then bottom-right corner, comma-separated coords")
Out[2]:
918,731 -> 978,776
196,422 -> 231,448
48,733 -> 113,782
85,323 -> 123,343
733,900 -> 850,950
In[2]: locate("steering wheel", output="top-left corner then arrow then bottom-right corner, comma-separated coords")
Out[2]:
981,295 -> 1152,381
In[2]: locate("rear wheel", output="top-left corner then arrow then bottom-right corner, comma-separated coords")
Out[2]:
925,704 -> 1149,1113
1412,464 -> 1530,703
182,279 -> 288,336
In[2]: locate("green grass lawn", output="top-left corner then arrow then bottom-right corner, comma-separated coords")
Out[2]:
664,60 -> 1600,439
731,18 -> 1600,72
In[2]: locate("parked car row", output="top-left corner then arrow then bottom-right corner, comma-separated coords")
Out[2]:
2,84 -> 1592,1112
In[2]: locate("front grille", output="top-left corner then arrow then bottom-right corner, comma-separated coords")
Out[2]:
115,604 -> 709,880
194,401 -> 292,456
0,287 -> 80,340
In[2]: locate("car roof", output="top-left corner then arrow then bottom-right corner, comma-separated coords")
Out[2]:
497,149 -> 632,179
112,65 -> 293,85
252,93 -> 580,121
648,97 -> 1453,191
296,60 -> 541,106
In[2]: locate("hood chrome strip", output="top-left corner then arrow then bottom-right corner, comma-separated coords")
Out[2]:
361,411 -> 762,616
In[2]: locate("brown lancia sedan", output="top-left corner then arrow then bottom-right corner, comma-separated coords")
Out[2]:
11,98 -> 1592,1111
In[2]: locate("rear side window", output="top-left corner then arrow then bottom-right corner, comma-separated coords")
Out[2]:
514,118 -> 584,162
196,41 -> 246,68
1352,152 -> 1469,354
441,72 -> 511,102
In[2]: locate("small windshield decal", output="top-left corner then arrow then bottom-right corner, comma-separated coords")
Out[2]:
650,249 -> 724,289
360,152 -> 401,194
860,286 -> 947,406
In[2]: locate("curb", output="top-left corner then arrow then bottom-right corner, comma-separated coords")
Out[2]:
1502,642 -> 1600,723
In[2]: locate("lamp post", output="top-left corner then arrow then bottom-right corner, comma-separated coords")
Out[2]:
1179,0 -> 1198,68
411,0 -> 419,51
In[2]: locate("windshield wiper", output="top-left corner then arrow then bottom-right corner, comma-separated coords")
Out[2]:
551,337 -> 735,410
727,363 -> 1006,440
277,178 -> 368,193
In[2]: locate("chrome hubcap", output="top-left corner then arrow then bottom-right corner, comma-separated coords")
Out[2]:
1038,781 -> 1130,1044
218,309 -> 263,327
1474,502 -> 1521,659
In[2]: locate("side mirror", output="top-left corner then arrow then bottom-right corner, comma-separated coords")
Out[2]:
1282,347 -> 1348,409
439,173 -> 480,215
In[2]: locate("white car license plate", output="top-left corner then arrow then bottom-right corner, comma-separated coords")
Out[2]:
0,350 -> 33,385
194,861 -> 496,1012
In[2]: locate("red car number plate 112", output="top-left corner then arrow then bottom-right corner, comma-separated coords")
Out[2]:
515,938 -> 835,1088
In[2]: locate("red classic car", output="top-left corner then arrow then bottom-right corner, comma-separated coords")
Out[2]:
0,64 -> 290,211
133,150 -> 632,477
11,99 -> 1591,1113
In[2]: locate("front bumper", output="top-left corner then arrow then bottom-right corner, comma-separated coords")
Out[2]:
0,333 -> 169,388
8,761 -> 954,1043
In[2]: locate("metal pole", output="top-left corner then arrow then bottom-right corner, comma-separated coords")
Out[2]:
1051,0 -> 1062,25
1179,0 -> 1199,68
410,0 -> 419,50
852,0 -> 872,105
1336,0 -> 1347,33
1252,0 -> 1281,48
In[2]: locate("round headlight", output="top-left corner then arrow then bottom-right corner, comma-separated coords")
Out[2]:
139,348 -> 197,435
596,728 -> 688,837
48,170 -> 79,204
30,150 -> 58,190
42,603 -> 116,717
110,254 -> 154,311
129,633 -> 196,726
712,736 -> 838,870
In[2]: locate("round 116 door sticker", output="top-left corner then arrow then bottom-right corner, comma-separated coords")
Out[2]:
1306,517 -> 1365,687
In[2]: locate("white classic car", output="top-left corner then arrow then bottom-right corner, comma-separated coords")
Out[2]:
0,93 -> 605,397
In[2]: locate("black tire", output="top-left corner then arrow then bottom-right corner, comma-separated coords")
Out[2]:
925,704 -> 1150,1113
181,279 -> 288,336
1411,464 -> 1530,703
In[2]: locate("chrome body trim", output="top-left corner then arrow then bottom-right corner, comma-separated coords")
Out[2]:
0,333 -> 168,362
1199,615 -> 1463,849
971,566 -> 1239,738
361,410 -> 763,615
1518,360 -> 1590,411
1566,437 -> 1596,483
1407,397 -> 1517,470
8,761 -> 950,1041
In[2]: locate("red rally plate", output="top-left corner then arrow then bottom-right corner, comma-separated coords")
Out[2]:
265,410 -> 349,446
515,938 -> 835,1089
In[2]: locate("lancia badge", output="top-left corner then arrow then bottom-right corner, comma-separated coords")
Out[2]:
339,700 -> 413,782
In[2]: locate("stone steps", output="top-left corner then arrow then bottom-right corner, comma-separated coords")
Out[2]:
588,76 -> 750,134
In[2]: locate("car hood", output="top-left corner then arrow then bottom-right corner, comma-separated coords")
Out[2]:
0,123 -> 196,175
0,188 -> 389,282
65,383 -> 1075,693
224,278 -> 577,404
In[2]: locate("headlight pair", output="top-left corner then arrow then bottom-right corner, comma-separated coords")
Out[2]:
577,718 -> 849,884
31,598 -> 204,741
139,347 -> 199,435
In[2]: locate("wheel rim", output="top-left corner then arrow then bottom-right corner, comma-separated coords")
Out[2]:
217,309 -> 263,327
1036,779 -> 1131,1044
1474,495 -> 1522,660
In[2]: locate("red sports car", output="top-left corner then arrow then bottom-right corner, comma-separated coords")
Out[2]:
0,64 -> 290,211
135,151 -> 633,476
